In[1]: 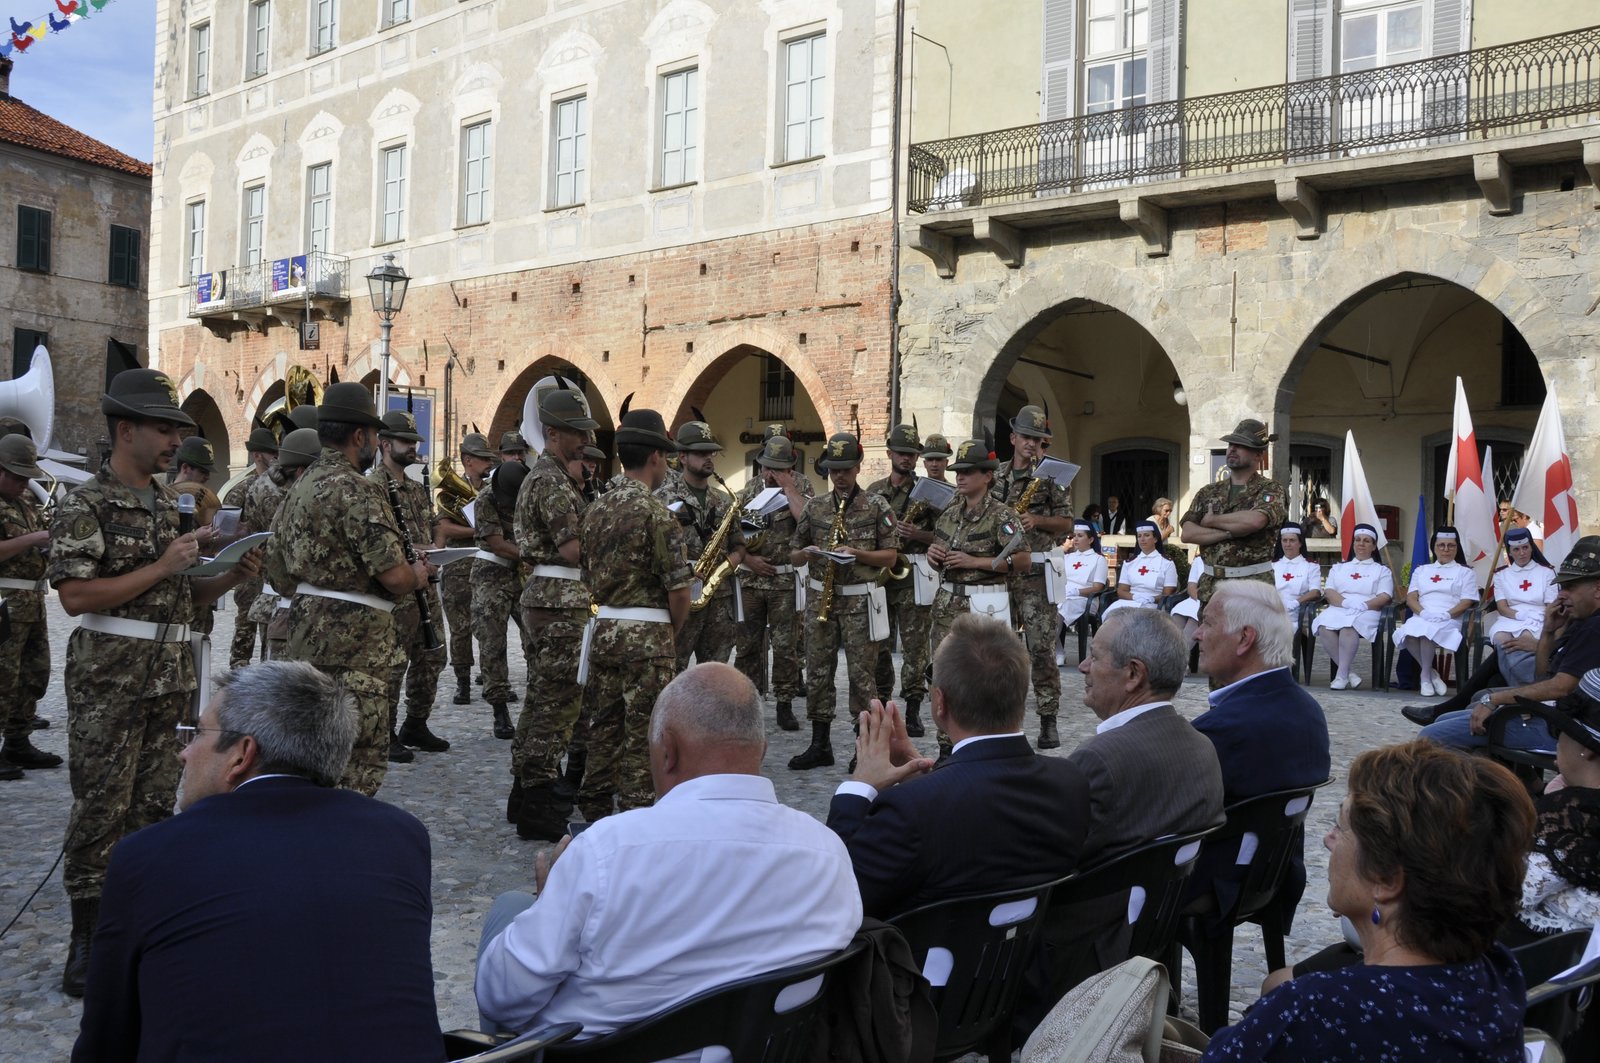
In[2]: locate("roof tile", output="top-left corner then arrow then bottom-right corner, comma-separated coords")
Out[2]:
0,93 -> 151,178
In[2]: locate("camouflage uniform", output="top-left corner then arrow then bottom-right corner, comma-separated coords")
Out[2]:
239,466 -> 288,658
865,472 -> 936,706
732,476 -> 801,706
222,468 -> 262,668
172,481 -> 223,636
48,466 -> 196,899
993,463 -> 1073,721
0,492 -> 50,744
656,474 -> 741,671
471,483 -> 525,707
580,476 -> 692,818
265,447 -> 407,797
930,493 -> 1025,651
1180,472 -> 1287,603
439,493 -> 479,683
369,463 -> 446,728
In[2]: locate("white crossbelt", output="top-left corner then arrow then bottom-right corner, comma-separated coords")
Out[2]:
295,582 -> 396,613
1217,562 -> 1274,578
807,579 -> 873,597
0,577 -> 43,591
474,549 -> 515,568
596,606 -> 672,623
528,564 -> 583,580
79,613 -> 191,643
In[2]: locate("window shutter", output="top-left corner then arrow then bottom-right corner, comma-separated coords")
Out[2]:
1041,0 -> 1077,121
1430,0 -> 1470,56
1147,0 -> 1183,104
1287,0 -> 1333,82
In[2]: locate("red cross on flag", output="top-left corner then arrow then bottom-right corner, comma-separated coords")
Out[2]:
1339,430 -> 1387,557
1443,377 -> 1499,586
1512,390 -> 1581,568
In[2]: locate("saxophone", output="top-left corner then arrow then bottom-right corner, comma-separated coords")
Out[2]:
691,528 -> 766,612
815,494 -> 849,623
1014,474 -> 1047,518
688,476 -> 741,609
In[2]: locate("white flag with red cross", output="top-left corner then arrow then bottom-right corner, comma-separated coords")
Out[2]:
1511,391 -> 1580,568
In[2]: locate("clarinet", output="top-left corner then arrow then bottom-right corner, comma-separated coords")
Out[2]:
384,476 -> 443,651
420,463 -> 440,584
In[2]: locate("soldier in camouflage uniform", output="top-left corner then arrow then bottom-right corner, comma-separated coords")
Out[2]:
171,436 -> 223,638
223,427 -> 277,668
511,389 -> 597,842
732,435 -> 808,730
741,422 -> 814,698
579,409 -> 692,818
658,421 -> 745,672
0,434 -> 61,777
438,433 -> 495,704
992,405 -> 1074,749
371,411 -> 449,758
241,429 -> 320,659
48,370 -> 262,997
922,433 -> 953,482
787,432 -> 899,771
499,429 -> 531,467
1179,418 -> 1288,605
264,384 -> 431,799
867,423 -> 938,737
473,458 -> 528,740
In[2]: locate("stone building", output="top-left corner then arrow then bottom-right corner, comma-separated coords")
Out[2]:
149,0 -> 899,488
0,57 -> 150,457
900,0 -> 1599,536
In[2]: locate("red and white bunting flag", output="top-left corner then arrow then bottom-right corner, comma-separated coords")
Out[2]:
1339,430 -> 1386,557
1444,378 -> 1500,584
1512,391 -> 1580,568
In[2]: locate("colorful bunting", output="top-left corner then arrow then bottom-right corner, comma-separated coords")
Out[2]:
1,0 -> 118,60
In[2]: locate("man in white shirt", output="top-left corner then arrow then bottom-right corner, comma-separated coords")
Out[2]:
475,662 -> 863,1041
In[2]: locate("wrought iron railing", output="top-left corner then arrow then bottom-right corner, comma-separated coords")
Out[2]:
908,24 -> 1600,212
188,251 -> 349,317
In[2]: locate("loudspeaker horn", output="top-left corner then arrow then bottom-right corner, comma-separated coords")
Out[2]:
0,345 -> 55,451
519,374 -> 581,456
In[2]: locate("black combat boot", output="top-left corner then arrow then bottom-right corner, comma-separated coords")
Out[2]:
387,733 -> 415,763
30,714 -> 48,730
903,698 -> 925,738
453,670 -> 472,705
558,749 -> 587,798
399,717 -> 450,752
62,897 -> 99,998
0,752 -> 21,781
516,782 -> 573,843
506,778 -> 524,823
787,721 -> 834,770
492,703 -> 514,740
3,737 -> 62,769
1037,715 -> 1060,750
775,701 -> 799,732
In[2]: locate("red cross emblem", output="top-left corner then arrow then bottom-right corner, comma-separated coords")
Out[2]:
1520,579 -> 1532,592
1072,561 -> 1084,571
1138,566 -> 1150,576
1430,575 -> 1444,583
1350,573 -> 1362,581
1282,572 -> 1294,582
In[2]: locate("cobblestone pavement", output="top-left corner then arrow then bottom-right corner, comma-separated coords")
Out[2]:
2,598 -> 1425,1057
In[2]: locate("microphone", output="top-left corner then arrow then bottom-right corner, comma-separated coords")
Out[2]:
177,494 -> 196,536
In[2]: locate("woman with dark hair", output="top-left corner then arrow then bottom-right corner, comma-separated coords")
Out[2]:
1271,522 -> 1322,616
1203,740 -> 1534,1061
1309,497 -> 1337,537
1102,519 -> 1177,617
1488,525 -> 1558,687
1055,519 -> 1107,629
1394,526 -> 1479,697
1311,524 -> 1393,689
1081,504 -> 1104,534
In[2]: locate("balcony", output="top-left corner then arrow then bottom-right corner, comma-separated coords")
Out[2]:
188,250 -> 350,331
907,24 -> 1600,220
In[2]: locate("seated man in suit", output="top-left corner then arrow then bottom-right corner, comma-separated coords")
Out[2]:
476,662 -> 862,1040
73,662 -> 442,1063
1190,580 -> 1330,928
827,612 -> 1092,917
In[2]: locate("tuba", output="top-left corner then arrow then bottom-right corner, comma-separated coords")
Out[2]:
435,456 -> 476,525
259,365 -> 324,440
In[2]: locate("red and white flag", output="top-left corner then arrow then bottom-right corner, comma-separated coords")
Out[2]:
1443,378 -> 1499,584
1512,391 -> 1581,568
1339,430 -> 1387,557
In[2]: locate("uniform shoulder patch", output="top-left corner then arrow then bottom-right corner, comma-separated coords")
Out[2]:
1000,519 -> 1017,538
882,513 -> 894,529
71,515 -> 97,540
1262,493 -> 1275,503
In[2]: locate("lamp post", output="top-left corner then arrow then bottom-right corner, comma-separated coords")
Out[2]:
365,252 -> 410,416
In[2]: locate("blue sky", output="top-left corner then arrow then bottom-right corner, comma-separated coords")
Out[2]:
7,0 -> 155,162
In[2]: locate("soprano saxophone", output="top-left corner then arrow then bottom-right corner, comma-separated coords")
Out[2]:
814,494 -> 848,624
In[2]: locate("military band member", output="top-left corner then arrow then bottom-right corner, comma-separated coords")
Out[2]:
438,432 -> 495,704
922,433 -> 952,482
224,427 -> 277,668
171,436 -> 223,639
48,370 -> 262,997
370,411 -> 449,757
658,421 -> 745,672
510,389 -> 598,842
753,422 -> 814,699
1179,418 -> 1287,604
733,435 -> 808,731
579,409 -> 692,818
992,405 -> 1073,749
241,429 -> 319,660
787,432 -> 899,771
929,441 -> 1029,653
473,458 -> 528,741
499,430 -> 531,467
0,434 -> 61,777
264,384 -> 431,799
866,423 -> 937,737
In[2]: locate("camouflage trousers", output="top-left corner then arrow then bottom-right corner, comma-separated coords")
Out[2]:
1017,573 -> 1061,719
327,666 -> 392,798
440,559 -> 475,676
675,589 -> 738,672
1196,570 -> 1275,606
1,616 -> 49,740
579,655 -> 672,821
472,560 -> 525,705
805,595 -> 880,723
734,581 -> 800,702
229,582 -> 262,669
875,581 -> 931,705
387,589 -> 447,727
514,606 -> 587,786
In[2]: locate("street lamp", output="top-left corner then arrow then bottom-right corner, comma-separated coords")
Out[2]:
366,252 -> 410,415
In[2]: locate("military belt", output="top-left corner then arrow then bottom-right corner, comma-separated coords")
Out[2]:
945,582 -> 1008,597
0,577 -> 43,592
295,582 -> 396,613
474,550 -> 515,569
596,606 -> 671,623
807,579 -> 872,597
741,562 -> 795,575
79,613 -> 191,643
528,564 -> 583,580
1216,562 -> 1274,578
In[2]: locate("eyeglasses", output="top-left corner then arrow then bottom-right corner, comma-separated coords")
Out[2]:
176,724 -> 241,747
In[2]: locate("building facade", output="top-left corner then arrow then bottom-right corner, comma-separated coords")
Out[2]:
0,57 -> 150,458
149,0 -> 899,488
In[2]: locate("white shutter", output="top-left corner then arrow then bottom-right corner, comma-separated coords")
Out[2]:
1427,0 -> 1472,140
1041,0 -> 1077,121
1147,0 -> 1182,104
1430,0 -> 1471,56
1287,0 -> 1333,82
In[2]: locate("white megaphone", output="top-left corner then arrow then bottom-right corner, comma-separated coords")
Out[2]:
519,374 -> 581,456
0,345 -> 55,452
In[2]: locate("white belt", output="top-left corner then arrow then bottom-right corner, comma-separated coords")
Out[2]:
1217,562 -> 1274,578
0,577 -> 43,592
295,582 -> 396,614
740,563 -> 795,575
474,550 -> 515,569
528,563 -> 583,580
945,583 -> 1009,600
596,606 -> 671,623
80,613 -> 191,643
807,579 -> 873,597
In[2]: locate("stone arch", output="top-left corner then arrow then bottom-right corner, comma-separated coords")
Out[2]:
486,355 -> 619,447
659,326 -> 841,434
179,388 -> 231,471
244,351 -> 293,416
346,347 -> 415,389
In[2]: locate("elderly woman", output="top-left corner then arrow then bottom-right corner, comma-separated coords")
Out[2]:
1203,740 -> 1534,1062
1395,527 -> 1479,698
1271,522 -> 1322,617
1102,519 -> 1177,618
1488,526 -> 1558,687
1150,497 -> 1176,541
1311,524 -> 1394,689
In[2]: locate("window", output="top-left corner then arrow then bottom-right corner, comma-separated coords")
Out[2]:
1339,0 -> 1425,72
16,206 -> 50,273
658,67 -> 699,186
760,354 -> 796,421
306,163 -> 332,252
382,0 -> 410,28
190,22 -> 211,97
242,184 -> 266,266
109,225 -> 141,288
312,0 -> 336,54
379,144 -> 407,242
186,200 -> 206,284
550,96 -> 588,208
1084,0 -> 1149,114
459,120 -> 492,225
246,1 -> 271,79
12,327 -> 47,381
781,33 -> 826,162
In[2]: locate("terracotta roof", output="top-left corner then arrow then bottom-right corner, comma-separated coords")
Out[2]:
0,92 -> 151,178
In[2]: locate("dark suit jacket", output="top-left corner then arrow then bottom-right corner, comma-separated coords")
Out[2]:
826,734 -> 1091,918
73,776 -> 442,1063
1190,666 -> 1332,927
1104,509 -> 1128,535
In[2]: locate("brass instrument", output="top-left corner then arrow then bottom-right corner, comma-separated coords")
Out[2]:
688,475 -> 742,610
691,528 -> 765,613
435,457 -> 477,526
815,495 -> 848,624
259,365 -> 324,440
1014,474 -> 1047,518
